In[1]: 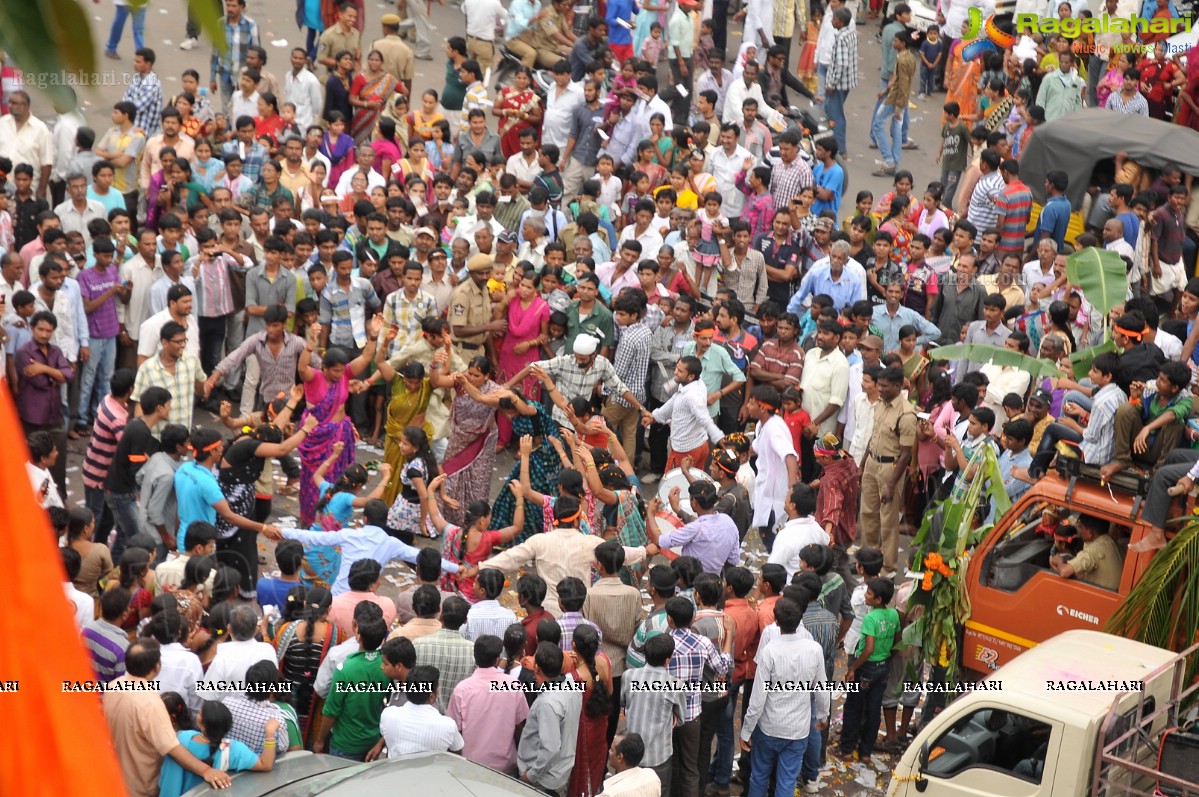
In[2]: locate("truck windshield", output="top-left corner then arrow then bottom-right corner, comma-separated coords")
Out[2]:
925,707 -> 1053,784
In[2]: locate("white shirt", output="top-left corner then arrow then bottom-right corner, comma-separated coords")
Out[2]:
597,768 -> 663,797
742,0 -> 776,49
230,91 -> 260,126
314,637 -> 360,699
506,152 -> 543,185
742,633 -> 829,741
767,516 -> 830,580
65,582 -> 93,629
138,307 -> 201,360
632,95 -> 673,142
617,225 -> 664,263
0,114 -> 54,193
462,599 -> 518,641
27,462 -> 62,509
799,346 -> 850,435
335,167 -> 386,198
708,144 -> 754,218
543,82 -> 585,149
651,378 -> 725,454
158,641 -> 205,715
463,0 -> 508,39
1021,260 -> 1055,303
816,8 -> 855,66
380,702 -> 465,757
52,110 -> 86,182
200,638 -> 279,699
848,392 -> 878,466
722,79 -> 767,126
118,254 -> 164,337
1155,329 -> 1183,360
750,414 -> 798,526
284,68 -> 323,130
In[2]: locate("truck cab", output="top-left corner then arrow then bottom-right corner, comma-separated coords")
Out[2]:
887,631 -> 1199,797
960,460 -> 1160,676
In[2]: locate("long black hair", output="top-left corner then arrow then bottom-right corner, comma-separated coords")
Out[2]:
198,701 -> 235,761
403,426 -> 440,482
315,463 -> 370,515
572,624 -> 611,718
300,586 -> 332,644
502,622 -> 526,674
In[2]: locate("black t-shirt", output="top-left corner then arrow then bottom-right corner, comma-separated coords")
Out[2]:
1117,343 -> 1166,395
104,419 -> 159,494
219,435 -> 267,486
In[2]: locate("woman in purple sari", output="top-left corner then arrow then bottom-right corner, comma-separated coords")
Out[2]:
319,112 -> 356,191
296,318 -> 382,525
429,351 -> 503,526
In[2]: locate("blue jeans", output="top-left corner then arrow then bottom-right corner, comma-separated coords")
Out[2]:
711,680 -> 746,787
104,490 -> 142,561
816,63 -> 828,98
870,77 -> 910,145
801,709 -> 823,781
328,746 -> 367,761
77,336 -> 116,429
825,89 -> 849,155
84,484 -> 115,548
840,659 -> 890,756
1063,388 -> 1093,414
106,4 -> 147,54
872,103 -> 903,168
747,727 -> 808,797
919,63 -> 936,95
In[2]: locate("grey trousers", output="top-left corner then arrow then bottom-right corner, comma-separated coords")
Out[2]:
1143,448 -> 1199,530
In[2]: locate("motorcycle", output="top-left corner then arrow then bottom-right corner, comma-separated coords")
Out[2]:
765,103 -> 850,189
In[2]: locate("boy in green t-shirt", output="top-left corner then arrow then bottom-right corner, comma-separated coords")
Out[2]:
837,578 -> 900,760
316,610 -> 392,760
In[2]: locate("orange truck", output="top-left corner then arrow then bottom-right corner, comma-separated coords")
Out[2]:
957,459 -> 1164,676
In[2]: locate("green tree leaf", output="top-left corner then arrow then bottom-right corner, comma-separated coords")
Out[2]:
1066,339 -> 1116,380
1065,246 -> 1127,318
188,0 -> 227,57
931,343 -> 1061,379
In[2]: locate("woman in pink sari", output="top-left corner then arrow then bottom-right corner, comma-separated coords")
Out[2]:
296,318 -> 382,525
429,349 -> 503,525
497,271 -> 550,447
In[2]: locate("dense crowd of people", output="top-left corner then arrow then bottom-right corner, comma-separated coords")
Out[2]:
8,0 -> 1199,794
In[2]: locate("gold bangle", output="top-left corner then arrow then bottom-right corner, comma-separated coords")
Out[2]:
263,741 -> 276,748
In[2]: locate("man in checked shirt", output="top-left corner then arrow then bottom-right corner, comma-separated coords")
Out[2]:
665,596 -> 733,797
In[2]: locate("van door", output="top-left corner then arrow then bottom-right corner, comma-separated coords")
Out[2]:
914,706 -> 1062,797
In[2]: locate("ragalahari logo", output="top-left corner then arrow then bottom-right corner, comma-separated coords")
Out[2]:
961,7 -> 1017,61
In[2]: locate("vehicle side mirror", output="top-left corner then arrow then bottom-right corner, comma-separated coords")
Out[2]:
915,742 -> 930,792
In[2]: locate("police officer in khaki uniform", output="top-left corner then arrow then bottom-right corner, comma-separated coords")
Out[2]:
860,366 -> 918,576
373,15 -> 416,93
449,252 -> 502,362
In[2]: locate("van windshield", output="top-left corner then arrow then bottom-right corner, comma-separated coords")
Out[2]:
984,503 -> 1125,593
925,707 -> 1053,784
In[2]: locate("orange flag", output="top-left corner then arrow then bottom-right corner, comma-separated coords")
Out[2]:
0,383 -> 127,795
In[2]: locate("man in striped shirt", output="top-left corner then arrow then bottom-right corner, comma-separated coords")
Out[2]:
994,159 -> 1032,259
84,588 -> 131,682
81,368 -> 134,548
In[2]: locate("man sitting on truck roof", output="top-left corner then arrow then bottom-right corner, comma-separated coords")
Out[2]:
1049,514 -> 1122,592
1024,352 -> 1126,480
1098,360 -> 1192,483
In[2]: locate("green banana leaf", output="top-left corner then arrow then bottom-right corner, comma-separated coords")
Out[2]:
1066,247 -> 1128,317
930,343 -> 1061,379
1067,339 -> 1116,380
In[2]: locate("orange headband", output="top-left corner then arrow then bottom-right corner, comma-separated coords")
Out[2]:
557,509 -> 582,525
694,330 -> 715,340
1114,325 -> 1145,339
190,439 -> 223,454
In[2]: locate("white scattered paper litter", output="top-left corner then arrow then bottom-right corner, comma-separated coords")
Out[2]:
271,39 -> 289,47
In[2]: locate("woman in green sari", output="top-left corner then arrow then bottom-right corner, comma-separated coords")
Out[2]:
374,345 -> 434,505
